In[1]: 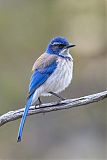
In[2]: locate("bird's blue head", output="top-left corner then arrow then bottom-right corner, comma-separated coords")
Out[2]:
46,36 -> 75,56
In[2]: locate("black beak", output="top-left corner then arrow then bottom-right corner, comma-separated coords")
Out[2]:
66,44 -> 76,49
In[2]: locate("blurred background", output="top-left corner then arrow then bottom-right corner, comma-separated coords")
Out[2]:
0,0 -> 106,159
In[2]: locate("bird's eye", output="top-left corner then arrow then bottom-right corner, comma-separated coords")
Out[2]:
51,43 -> 66,50
58,44 -> 65,49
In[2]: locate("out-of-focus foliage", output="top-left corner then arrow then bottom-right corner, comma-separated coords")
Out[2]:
0,0 -> 106,159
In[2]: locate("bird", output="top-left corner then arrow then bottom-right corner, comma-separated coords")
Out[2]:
17,36 -> 75,142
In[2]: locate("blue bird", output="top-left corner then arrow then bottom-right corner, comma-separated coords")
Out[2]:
17,36 -> 75,142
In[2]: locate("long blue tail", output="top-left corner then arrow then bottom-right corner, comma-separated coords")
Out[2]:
17,95 -> 33,142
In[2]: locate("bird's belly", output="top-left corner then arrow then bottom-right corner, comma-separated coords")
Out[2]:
42,58 -> 73,96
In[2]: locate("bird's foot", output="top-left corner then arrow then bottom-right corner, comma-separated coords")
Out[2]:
35,97 -> 42,109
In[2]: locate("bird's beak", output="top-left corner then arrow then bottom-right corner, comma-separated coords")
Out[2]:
66,43 -> 76,49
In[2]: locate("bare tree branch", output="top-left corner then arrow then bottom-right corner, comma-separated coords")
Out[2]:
0,90 -> 107,127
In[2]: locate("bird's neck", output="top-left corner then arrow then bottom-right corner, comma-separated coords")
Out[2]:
46,48 -> 73,61
58,53 -> 73,61
58,49 -> 73,61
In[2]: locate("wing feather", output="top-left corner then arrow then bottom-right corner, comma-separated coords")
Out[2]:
32,53 -> 57,71
28,53 -> 58,98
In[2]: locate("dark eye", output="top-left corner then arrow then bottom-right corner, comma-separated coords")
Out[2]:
58,44 -> 65,49
51,43 -> 65,50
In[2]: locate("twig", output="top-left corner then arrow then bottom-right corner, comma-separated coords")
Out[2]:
0,90 -> 107,127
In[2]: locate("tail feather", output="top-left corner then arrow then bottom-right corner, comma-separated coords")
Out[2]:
17,95 -> 33,142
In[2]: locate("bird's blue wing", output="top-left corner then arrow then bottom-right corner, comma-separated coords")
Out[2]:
28,59 -> 57,97
17,54 -> 57,142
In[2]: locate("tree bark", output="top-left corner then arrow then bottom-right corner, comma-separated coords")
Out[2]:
0,90 -> 107,127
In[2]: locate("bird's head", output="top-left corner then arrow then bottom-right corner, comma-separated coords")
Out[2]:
46,36 -> 75,56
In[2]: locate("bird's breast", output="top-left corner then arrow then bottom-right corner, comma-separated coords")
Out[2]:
42,55 -> 73,95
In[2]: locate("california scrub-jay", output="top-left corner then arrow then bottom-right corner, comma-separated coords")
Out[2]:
17,36 -> 75,142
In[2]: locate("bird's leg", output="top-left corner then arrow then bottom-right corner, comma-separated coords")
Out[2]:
49,91 -> 65,101
38,97 -> 45,115
35,97 -> 42,109
38,97 -> 42,105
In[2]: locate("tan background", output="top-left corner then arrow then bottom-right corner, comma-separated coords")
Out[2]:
0,0 -> 106,159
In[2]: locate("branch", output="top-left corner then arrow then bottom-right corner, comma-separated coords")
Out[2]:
0,90 -> 107,127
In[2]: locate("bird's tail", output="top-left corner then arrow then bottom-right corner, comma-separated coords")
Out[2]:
17,95 -> 33,142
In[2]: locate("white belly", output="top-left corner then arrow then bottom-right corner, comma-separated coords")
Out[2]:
32,54 -> 73,104
42,55 -> 73,95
